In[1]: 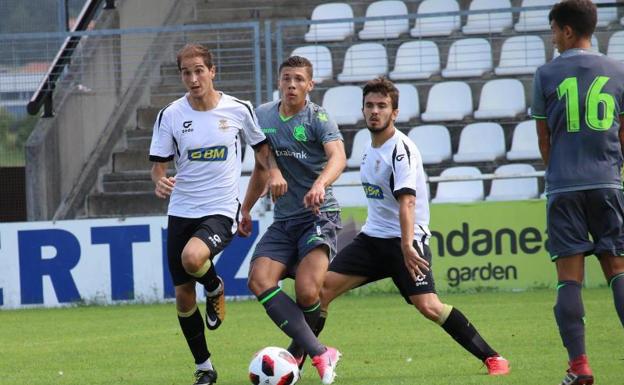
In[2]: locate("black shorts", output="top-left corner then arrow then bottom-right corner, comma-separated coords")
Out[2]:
251,211 -> 342,278
329,232 -> 436,304
547,188 -> 624,260
167,214 -> 235,286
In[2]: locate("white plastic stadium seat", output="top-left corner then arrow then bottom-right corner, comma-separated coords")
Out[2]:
395,83 -> 420,123
337,43 -> 388,83
421,81 -> 473,122
291,45 -> 333,83
432,166 -> 484,203
241,145 -> 255,173
408,125 -> 451,165
305,3 -> 355,42
333,171 -> 368,207
506,120 -> 541,160
495,35 -> 546,76
607,31 -> 624,62
595,0 -> 618,28
515,0 -> 557,32
462,0 -> 512,35
322,86 -> 362,125
486,164 -> 539,201
474,79 -> 526,119
346,129 -> 371,168
441,38 -> 492,78
389,40 -> 440,80
358,0 -> 409,40
411,0 -> 460,37
453,122 -> 505,163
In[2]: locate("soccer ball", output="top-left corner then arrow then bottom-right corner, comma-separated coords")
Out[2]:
248,346 -> 300,385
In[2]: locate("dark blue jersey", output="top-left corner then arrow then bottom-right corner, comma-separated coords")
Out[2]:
532,49 -> 624,194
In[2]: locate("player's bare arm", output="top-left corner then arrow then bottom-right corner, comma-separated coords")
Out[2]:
303,140 -> 346,213
151,162 -> 175,199
619,115 -> 624,156
536,119 -> 551,166
398,193 -> 429,281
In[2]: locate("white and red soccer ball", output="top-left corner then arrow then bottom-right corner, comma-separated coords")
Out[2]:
249,346 -> 300,385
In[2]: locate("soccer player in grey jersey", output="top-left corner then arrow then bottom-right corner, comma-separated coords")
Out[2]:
532,1 -> 624,384
317,77 -> 509,377
239,56 -> 346,384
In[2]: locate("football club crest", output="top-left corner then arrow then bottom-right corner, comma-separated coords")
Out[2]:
218,119 -> 229,130
293,125 -> 307,142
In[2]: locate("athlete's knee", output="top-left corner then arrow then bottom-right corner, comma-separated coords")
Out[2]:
247,271 -> 273,297
412,295 -> 444,321
181,248 -> 209,274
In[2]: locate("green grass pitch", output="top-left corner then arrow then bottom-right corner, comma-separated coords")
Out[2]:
1,287 -> 622,385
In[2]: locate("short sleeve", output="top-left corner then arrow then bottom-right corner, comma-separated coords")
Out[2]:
238,101 -> 267,148
149,107 -> 175,162
531,69 -> 547,120
313,106 -> 343,144
392,140 -> 418,199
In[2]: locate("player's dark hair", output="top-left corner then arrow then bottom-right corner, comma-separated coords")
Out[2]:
176,43 -> 214,71
548,0 -> 597,38
279,56 -> 313,80
362,77 -> 399,110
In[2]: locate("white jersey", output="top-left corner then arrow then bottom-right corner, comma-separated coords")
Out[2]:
360,129 -> 431,241
149,92 -> 266,220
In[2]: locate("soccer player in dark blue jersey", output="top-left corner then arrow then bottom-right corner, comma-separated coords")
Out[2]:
532,1 -> 624,384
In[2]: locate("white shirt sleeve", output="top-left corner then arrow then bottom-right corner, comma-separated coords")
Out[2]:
392,140 -> 418,198
239,102 -> 266,148
149,107 -> 176,161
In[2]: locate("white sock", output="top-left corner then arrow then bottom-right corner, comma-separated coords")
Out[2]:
196,358 -> 214,371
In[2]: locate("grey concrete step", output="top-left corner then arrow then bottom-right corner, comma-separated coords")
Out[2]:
112,149 -> 151,172
102,171 -> 153,192
87,192 -> 168,217
136,106 -> 161,130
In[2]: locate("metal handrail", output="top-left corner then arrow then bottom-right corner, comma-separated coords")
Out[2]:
26,0 -> 116,117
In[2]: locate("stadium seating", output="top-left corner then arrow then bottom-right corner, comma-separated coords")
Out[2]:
442,38 -> 492,78
333,171 -> 368,207
474,79 -> 526,119
421,81 -> 473,122
453,122 -> 506,163
346,129 -> 371,168
432,166 -> 484,203
241,145 -> 255,173
322,86 -> 363,125
495,35 -> 546,75
514,0 -> 557,32
408,125 -> 452,165
411,0 -> 460,37
486,164 -> 539,201
337,43 -> 388,82
291,45 -> 333,83
595,0 -> 619,27
395,83 -> 420,123
304,3 -> 354,42
506,120 -> 541,161
607,31 -> 624,61
358,0 -> 409,40
389,40 -> 440,80
462,0 -> 513,35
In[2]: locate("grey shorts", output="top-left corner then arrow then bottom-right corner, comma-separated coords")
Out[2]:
251,211 -> 342,278
547,188 -> 624,260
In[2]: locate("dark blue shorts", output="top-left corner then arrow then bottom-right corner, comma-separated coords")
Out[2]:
329,232 -> 436,304
167,215 -> 235,286
547,188 -> 624,260
251,211 -> 342,278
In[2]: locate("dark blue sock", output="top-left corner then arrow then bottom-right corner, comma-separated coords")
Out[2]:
258,287 -> 325,357
287,301 -> 321,358
554,281 -> 585,360
609,272 -> 624,327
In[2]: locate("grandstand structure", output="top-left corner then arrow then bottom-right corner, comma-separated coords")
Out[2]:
22,0 -> 624,220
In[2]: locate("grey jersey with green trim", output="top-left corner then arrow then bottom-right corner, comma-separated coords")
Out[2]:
532,49 -> 624,194
255,100 -> 343,219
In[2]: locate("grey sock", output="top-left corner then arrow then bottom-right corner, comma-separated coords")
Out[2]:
554,281 -> 585,360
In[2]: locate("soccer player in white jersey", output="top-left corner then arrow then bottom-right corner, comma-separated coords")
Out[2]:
149,43 -> 284,385
317,78 -> 510,376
